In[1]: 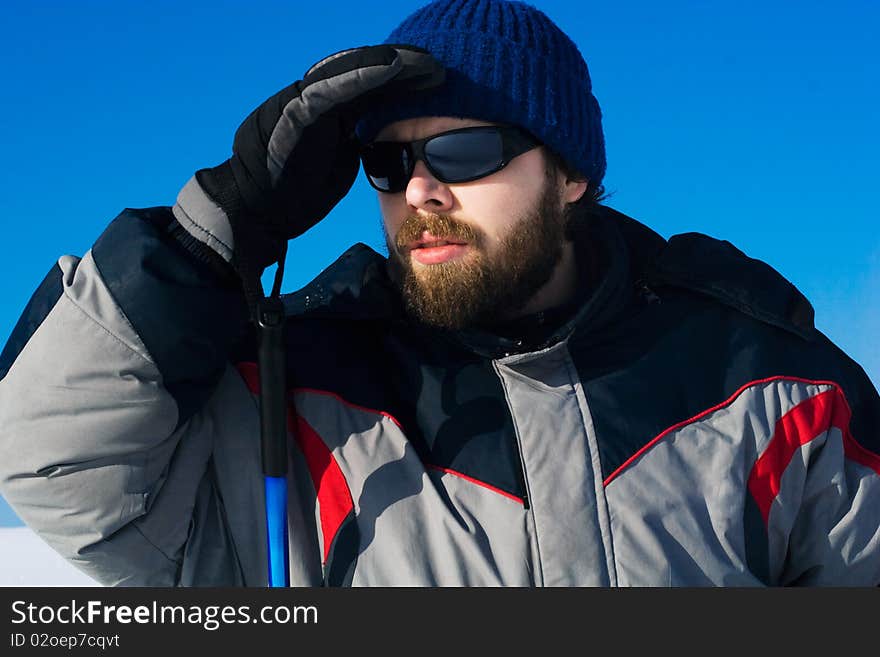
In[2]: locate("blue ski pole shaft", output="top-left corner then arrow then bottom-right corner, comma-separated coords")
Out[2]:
264,475 -> 289,587
257,298 -> 289,587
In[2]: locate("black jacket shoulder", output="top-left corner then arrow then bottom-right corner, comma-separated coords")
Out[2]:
643,230 -> 816,341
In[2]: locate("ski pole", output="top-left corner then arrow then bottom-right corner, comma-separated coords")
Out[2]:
257,296 -> 289,587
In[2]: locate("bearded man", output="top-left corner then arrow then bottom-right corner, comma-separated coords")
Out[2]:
1,0 -> 878,587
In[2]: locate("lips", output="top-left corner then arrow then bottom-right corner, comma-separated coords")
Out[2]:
407,232 -> 469,252
407,232 -> 470,265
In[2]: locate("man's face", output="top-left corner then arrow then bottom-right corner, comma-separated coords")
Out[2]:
375,116 -> 582,330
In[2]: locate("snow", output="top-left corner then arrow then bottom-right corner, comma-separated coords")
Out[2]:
0,527 -> 99,587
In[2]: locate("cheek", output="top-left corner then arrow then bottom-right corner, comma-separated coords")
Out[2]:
456,187 -> 526,240
378,194 -> 405,237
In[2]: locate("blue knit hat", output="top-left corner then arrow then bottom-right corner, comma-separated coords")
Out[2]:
356,0 -> 606,186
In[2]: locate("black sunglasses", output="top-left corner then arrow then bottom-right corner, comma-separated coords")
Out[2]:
360,125 -> 541,193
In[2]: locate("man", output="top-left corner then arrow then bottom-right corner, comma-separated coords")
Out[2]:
1,0 -> 878,586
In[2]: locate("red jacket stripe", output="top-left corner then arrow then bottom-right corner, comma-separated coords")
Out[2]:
291,413 -> 354,564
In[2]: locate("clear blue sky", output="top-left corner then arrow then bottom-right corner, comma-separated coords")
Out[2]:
1,0 -> 877,526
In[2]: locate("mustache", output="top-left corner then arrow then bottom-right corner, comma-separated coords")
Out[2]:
394,213 -> 481,251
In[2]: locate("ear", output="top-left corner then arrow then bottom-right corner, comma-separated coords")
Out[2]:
563,177 -> 588,204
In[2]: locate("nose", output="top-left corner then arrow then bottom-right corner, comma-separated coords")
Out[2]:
404,160 -> 454,213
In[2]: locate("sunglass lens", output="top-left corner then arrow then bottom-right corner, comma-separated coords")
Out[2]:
424,130 -> 504,182
362,142 -> 410,192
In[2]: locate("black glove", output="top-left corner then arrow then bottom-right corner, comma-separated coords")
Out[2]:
172,44 -> 444,301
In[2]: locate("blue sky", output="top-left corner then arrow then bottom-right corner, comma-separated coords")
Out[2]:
1,0 -> 877,527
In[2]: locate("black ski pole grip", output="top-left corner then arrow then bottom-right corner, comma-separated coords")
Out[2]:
257,297 -> 288,478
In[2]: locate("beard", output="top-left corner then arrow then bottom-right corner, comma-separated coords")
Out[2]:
385,176 -> 569,330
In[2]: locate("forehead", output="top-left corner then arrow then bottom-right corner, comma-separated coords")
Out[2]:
374,116 -> 496,142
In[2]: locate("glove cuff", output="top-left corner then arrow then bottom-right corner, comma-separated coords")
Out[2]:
172,173 -> 236,263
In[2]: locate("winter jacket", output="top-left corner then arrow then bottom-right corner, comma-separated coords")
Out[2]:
1,203 -> 878,586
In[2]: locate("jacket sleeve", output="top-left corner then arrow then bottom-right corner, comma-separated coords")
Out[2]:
649,229 -> 880,585
762,359 -> 880,586
0,204 -> 252,585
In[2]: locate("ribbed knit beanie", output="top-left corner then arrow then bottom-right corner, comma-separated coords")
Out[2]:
356,0 -> 606,186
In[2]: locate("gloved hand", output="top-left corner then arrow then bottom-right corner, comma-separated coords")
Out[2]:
171,44 -> 444,296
